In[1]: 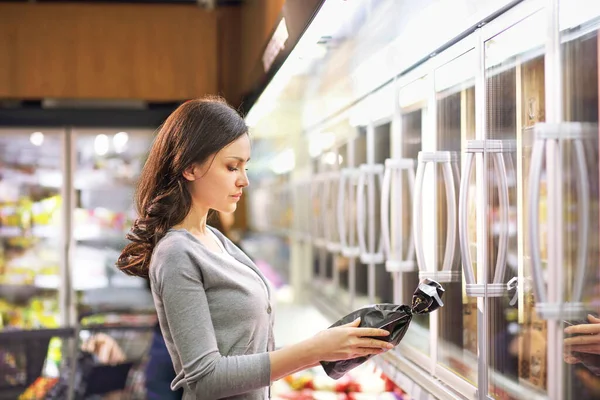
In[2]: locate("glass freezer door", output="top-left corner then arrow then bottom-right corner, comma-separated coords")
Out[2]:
559,2 -> 600,399
0,129 -> 65,329
484,8 -> 548,399
396,75 -> 430,357
72,128 -> 155,317
434,47 -> 477,386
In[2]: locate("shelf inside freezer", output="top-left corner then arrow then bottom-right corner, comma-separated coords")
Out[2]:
0,226 -> 58,239
0,282 -> 44,303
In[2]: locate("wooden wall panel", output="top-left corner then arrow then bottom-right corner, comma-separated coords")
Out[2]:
216,0 -> 286,108
217,7 -> 243,107
239,0 -> 286,99
0,3 -> 218,100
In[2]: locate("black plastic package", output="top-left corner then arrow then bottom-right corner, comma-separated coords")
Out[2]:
320,278 -> 445,379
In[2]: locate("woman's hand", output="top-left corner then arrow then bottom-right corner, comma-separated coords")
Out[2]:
564,314 -> 600,364
309,317 -> 393,362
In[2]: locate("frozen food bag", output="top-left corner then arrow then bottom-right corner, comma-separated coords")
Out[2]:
320,278 -> 445,379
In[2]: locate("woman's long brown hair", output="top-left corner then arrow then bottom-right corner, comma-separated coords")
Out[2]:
116,96 -> 247,278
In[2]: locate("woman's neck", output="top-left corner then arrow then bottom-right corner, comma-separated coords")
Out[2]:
174,206 -> 209,235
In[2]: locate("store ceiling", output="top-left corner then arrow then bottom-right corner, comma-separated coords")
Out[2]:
0,0 -> 242,5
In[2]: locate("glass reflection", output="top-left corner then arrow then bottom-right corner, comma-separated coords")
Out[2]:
560,4 -> 600,399
485,10 -> 547,399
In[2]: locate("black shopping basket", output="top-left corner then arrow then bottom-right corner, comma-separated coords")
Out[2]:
70,321 -> 155,400
1,313 -> 155,399
0,327 -> 77,400
60,310 -> 156,400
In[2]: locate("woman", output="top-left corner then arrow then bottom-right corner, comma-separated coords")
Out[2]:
117,96 -> 393,400
144,211 -> 232,400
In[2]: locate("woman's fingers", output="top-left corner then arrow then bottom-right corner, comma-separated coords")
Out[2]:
355,338 -> 394,349
340,317 -> 362,328
351,328 -> 390,337
348,347 -> 388,358
362,347 -> 388,355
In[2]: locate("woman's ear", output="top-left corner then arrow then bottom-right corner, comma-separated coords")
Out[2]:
182,164 -> 197,182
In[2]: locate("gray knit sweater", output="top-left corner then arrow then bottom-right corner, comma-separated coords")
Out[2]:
149,227 -> 274,400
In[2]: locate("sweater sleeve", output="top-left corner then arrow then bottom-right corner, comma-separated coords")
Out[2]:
151,242 -> 271,399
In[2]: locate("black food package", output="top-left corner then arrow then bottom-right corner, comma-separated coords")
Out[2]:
320,278 -> 445,379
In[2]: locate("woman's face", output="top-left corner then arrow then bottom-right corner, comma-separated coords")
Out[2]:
184,134 -> 251,214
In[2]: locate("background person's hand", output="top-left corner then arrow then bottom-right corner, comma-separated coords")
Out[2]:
309,317 -> 393,362
81,333 -> 126,365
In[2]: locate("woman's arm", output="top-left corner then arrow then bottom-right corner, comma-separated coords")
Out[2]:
269,317 -> 393,381
268,341 -> 320,381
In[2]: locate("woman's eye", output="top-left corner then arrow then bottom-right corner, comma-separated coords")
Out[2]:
228,166 -> 239,172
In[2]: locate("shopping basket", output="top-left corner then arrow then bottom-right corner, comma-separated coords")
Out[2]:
70,322 -> 155,400
0,327 -> 77,400
4,310 -> 155,400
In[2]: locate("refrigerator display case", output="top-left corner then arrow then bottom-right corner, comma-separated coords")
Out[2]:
336,119 -> 364,310
356,115 -> 390,305
556,1 -> 600,398
0,128 -> 157,330
483,8 -> 548,398
393,74 -> 431,359
72,129 -> 155,315
0,129 -> 64,329
246,1 -> 600,398
433,44 -> 478,386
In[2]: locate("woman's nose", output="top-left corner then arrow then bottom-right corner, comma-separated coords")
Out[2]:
237,171 -> 249,188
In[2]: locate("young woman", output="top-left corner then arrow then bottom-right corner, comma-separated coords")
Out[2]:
117,97 -> 393,400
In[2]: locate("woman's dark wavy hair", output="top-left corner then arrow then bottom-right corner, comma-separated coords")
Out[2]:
116,96 -> 248,278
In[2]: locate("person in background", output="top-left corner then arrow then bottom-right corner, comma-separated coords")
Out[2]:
144,278 -> 183,400
117,97 -> 394,400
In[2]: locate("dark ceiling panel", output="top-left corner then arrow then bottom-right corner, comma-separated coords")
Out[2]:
0,0 -> 243,5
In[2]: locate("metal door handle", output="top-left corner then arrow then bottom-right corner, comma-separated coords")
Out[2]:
356,168 -> 367,257
381,164 -> 392,257
459,151 -> 476,286
414,151 -> 460,282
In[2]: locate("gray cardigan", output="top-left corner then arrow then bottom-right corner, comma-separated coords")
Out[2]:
149,227 -> 275,400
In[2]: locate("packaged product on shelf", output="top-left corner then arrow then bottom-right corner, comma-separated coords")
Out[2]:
18,377 -> 59,400
273,361 -> 407,399
321,279 -> 445,379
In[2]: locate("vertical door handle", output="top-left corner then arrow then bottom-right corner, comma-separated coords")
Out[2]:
338,170 -> 349,252
358,164 -> 385,264
459,151 -> 476,286
414,152 -> 460,282
381,159 -> 417,272
356,168 -> 367,258
440,161 -> 457,276
381,163 -> 392,258
492,151 -> 510,285
572,139 -> 590,302
528,137 -> 547,305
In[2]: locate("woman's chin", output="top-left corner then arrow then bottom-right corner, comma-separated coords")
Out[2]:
221,204 -> 237,213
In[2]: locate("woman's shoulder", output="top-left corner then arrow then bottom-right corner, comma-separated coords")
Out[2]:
155,229 -> 193,255
149,230 -> 200,286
